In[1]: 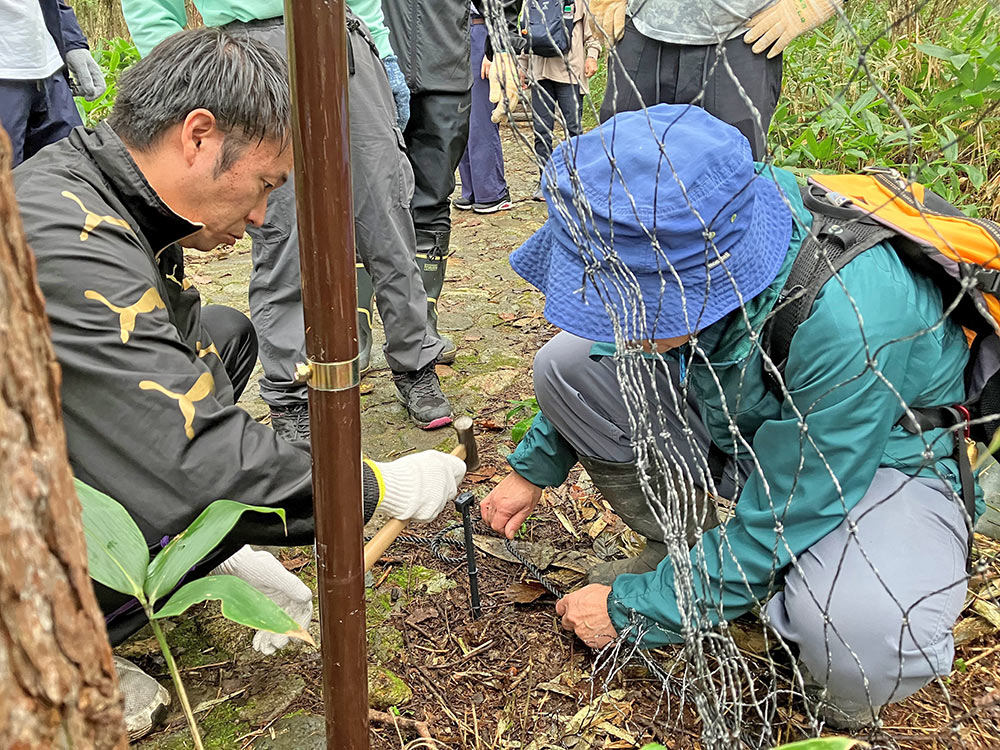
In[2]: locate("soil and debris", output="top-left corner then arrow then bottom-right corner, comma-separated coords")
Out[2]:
128,129 -> 1000,749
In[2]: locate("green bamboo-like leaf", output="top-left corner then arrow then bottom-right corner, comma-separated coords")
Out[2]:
145,500 -> 287,604
771,739 -> 864,750
75,478 -> 149,600
152,575 -> 315,647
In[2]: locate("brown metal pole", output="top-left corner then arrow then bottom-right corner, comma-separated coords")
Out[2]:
283,2 -> 368,748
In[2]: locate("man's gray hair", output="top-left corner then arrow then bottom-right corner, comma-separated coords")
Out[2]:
109,28 -> 291,171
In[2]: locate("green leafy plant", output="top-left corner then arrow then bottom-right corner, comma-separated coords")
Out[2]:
506,397 -> 540,444
74,37 -> 140,127
771,5 -> 1000,217
76,479 -> 313,749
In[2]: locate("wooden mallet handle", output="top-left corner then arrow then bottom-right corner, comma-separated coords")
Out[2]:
362,442 -> 468,572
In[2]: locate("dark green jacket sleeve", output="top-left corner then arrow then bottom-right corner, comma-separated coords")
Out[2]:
507,412 -> 578,487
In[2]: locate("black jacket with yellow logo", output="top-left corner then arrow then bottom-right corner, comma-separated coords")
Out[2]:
13,124 -> 329,637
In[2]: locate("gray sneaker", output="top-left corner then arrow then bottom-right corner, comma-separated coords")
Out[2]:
392,362 -> 453,429
270,403 -> 310,442
114,656 -> 170,741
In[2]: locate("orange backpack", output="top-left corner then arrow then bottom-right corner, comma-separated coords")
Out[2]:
763,167 -> 1000,444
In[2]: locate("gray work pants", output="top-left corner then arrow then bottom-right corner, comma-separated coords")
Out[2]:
228,15 -> 443,409
533,332 -> 969,710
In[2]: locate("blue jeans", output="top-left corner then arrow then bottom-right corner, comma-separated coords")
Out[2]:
0,70 -> 81,166
457,21 -> 508,204
531,78 -> 583,175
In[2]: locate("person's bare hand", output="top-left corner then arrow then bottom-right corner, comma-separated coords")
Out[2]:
481,57 -> 491,80
584,58 -> 599,78
480,472 -> 542,539
555,584 -> 616,648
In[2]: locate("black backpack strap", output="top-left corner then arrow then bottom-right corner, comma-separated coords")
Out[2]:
761,186 -> 897,396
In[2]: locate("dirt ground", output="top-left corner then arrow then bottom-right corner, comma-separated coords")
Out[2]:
128,129 -> 1000,750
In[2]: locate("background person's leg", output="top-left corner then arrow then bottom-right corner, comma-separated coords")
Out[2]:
23,71 -> 82,162
463,22 -> 508,205
599,20 -> 664,123
765,468 -> 969,721
531,79 -> 558,173
0,79 -> 38,166
676,39 -> 782,160
554,81 -> 584,139
405,90 -> 472,234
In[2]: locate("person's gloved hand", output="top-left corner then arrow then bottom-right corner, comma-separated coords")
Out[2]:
373,450 -> 466,523
65,49 -> 107,101
210,545 -> 314,656
487,52 -> 520,124
382,55 -> 410,131
587,0 -> 628,43
743,0 -> 841,58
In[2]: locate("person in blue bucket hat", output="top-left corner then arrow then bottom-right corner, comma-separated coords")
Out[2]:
480,103 -> 975,728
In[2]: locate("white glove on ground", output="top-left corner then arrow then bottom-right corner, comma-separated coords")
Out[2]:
65,49 -> 107,101
373,451 -> 467,523
743,0 -> 841,58
210,545 -> 313,655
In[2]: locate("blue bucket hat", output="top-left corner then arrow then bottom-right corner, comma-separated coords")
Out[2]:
510,103 -> 793,343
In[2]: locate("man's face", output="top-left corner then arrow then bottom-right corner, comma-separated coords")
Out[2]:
179,136 -> 293,251
138,109 -> 293,251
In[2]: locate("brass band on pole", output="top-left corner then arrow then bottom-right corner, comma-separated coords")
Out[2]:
293,357 -> 362,391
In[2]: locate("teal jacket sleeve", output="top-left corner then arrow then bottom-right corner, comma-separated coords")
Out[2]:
346,0 -> 394,58
608,249 -> 954,646
507,412 -> 578,488
122,0 -> 188,57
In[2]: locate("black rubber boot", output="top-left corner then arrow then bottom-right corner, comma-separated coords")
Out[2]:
580,455 -> 718,585
415,229 -> 457,364
356,261 -> 375,375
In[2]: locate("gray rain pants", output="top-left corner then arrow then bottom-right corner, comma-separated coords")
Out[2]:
532,332 -> 969,711
228,15 -> 443,409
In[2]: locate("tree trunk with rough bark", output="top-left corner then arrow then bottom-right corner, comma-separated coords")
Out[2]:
0,130 -> 126,748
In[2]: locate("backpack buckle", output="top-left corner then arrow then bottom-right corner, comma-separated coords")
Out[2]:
974,268 -> 1000,294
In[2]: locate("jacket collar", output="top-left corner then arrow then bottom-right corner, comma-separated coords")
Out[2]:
695,165 -> 813,364
69,123 -> 201,249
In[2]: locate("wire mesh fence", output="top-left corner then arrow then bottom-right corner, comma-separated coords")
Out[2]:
476,0 -> 1000,746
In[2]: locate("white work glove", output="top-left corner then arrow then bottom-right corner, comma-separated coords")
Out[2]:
487,52 -> 520,124
373,451 -> 467,523
743,0 -> 841,58
65,49 -> 107,101
587,0 -> 628,43
210,545 -> 313,656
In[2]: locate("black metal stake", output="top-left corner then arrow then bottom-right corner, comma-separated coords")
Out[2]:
454,491 -> 482,619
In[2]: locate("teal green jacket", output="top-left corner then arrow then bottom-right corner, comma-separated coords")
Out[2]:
508,166 -> 975,647
122,0 -> 394,59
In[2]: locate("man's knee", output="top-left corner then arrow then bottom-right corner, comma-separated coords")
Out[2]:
201,305 -> 259,397
532,333 -> 601,416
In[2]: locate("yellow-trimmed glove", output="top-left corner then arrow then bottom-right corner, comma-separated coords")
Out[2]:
368,451 -> 466,523
586,0 -> 627,43
488,52 -> 521,124
743,0 -> 841,58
